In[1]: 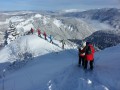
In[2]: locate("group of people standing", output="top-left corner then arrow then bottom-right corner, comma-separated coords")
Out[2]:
30,28 -> 66,49
30,28 -> 53,44
78,41 -> 95,70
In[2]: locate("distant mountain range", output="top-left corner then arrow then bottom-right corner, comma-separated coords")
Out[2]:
61,8 -> 120,30
60,8 -> 120,49
0,11 -> 96,45
85,30 -> 120,49
0,8 -> 120,50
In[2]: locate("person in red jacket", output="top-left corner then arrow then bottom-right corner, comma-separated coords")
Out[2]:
38,29 -> 41,37
84,42 -> 95,70
43,31 -> 47,40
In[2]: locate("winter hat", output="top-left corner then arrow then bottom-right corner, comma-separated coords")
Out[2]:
86,41 -> 91,45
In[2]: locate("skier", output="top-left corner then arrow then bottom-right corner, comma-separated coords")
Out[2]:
78,41 -> 86,67
38,29 -> 41,37
61,39 -> 65,49
31,28 -> 34,34
83,42 -> 95,70
49,35 -> 53,44
43,31 -> 47,40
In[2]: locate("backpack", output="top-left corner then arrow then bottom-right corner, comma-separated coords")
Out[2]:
86,45 -> 92,54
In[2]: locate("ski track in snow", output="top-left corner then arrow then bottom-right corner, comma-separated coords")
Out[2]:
48,64 -> 110,90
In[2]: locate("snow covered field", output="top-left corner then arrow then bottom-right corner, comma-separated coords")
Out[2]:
0,34 -> 120,90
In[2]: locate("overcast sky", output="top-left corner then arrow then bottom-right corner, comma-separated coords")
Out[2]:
0,0 -> 120,11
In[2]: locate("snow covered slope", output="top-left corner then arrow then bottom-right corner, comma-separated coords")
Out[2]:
0,33 -> 120,90
0,35 -> 61,63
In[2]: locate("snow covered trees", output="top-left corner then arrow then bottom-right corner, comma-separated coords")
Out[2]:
4,21 -> 19,45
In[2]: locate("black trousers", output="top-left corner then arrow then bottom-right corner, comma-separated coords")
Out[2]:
84,60 -> 94,70
78,56 -> 85,67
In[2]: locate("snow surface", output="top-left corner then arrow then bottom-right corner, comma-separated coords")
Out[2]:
53,19 -> 63,28
34,14 -> 42,18
16,16 -> 34,32
41,16 -> 48,25
0,33 -> 120,90
0,35 -> 61,63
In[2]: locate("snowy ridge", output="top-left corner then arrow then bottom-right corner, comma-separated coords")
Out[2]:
16,14 -> 51,32
0,35 -> 61,63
